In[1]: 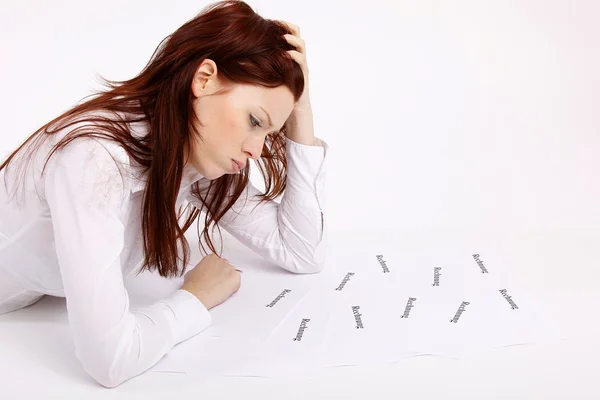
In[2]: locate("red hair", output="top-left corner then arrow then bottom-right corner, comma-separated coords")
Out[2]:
0,0 -> 305,278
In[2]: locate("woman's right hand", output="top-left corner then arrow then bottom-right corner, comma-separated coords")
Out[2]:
180,254 -> 241,310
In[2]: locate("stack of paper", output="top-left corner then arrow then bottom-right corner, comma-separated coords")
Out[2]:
139,242 -> 558,377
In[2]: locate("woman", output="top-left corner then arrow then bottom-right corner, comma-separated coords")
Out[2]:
0,0 -> 327,388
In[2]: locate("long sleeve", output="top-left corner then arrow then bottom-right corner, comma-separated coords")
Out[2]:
188,136 -> 328,274
44,138 -> 211,388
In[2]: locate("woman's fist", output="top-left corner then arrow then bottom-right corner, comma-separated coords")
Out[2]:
181,254 -> 241,310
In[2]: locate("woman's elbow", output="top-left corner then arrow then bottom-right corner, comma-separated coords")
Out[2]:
95,375 -> 124,389
304,259 -> 326,274
287,245 -> 327,274
84,359 -> 129,388
75,343 -> 135,388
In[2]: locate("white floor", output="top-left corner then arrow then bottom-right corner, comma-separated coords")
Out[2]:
1,228 -> 598,399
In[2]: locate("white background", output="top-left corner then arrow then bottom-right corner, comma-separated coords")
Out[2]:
1,0 -> 599,398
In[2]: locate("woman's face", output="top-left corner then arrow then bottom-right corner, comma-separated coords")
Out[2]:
187,58 -> 295,180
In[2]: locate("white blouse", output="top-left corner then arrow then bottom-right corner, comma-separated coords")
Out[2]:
0,116 -> 328,387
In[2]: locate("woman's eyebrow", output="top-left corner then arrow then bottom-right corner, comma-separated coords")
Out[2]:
259,106 -> 273,127
259,106 -> 285,133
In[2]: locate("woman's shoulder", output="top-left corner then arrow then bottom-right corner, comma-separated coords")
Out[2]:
43,110 -> 141,193
2,109 -> 144,209
60,109 -> 147,162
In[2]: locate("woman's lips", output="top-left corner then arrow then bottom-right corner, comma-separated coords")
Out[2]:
232,159 -> 244,172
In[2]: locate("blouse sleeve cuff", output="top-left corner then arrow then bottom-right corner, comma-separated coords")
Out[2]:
285,136 -> 329,196
159,289 -> 212,344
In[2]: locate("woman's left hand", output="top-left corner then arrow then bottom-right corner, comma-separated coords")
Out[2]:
282,21 -> 316,146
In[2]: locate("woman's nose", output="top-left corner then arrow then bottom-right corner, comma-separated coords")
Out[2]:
243,137 -> 265,159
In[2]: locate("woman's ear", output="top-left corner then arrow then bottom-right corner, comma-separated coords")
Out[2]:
191,59 -> 218,98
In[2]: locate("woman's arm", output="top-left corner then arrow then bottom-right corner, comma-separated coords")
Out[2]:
45,138 -> 211,388
187,136 -> 328,274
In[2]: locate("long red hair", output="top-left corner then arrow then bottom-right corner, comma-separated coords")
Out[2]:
0,0 -> 305,278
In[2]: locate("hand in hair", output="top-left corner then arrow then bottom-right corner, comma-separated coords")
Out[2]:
180,254 -> 241,310
282,20 -> 310,111
281,20 -> 316,146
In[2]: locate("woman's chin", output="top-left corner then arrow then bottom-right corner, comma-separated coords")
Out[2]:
204,173 -> 224,180
190,162 -> 222,180
203,167 -> 228,180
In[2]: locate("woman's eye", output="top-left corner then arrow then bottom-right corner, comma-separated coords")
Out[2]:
250,115 -> 261,128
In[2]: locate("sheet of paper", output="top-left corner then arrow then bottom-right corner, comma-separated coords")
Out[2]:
220,285 -> 335,377
201,269 -> 312,340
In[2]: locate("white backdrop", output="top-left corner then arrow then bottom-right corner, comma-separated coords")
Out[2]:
1,0 -> 599,398
1,0 -> 598,236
